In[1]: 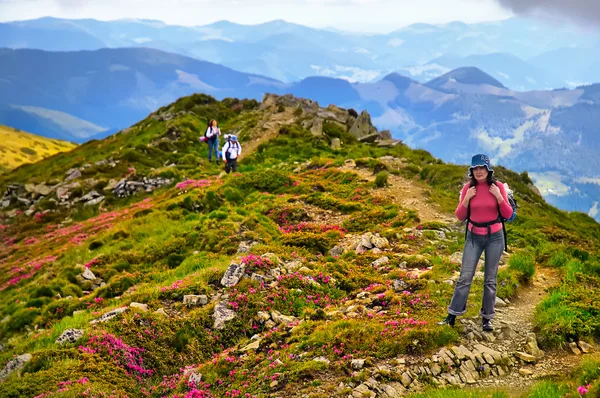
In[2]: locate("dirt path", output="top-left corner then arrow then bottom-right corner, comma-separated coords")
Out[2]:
348,166 -> 456,224
461,267 -> 585,393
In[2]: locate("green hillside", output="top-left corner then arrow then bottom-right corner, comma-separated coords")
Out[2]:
0,93 -> 599,398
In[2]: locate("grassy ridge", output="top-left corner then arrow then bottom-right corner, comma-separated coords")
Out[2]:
0,124 -> 76,174
0,93 -> 599,397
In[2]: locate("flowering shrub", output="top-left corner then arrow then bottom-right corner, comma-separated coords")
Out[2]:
279,222 -> 346,235
240,254 -> 273,274
177,179 -> 212,190
80,333 -> 153,381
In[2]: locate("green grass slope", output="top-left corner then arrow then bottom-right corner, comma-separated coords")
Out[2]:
0,93 -> 599,398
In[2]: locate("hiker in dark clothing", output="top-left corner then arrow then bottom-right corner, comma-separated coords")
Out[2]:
222,134 -> 241,174
204,119 -> 221,164
438,154 -> 513,332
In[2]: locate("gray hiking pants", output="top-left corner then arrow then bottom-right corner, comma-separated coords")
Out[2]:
448,230 -> 504,320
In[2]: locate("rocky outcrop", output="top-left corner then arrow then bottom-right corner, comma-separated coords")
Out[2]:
56,329 -> 84,345
0,353 -> 32,381
112,177 -> 171,198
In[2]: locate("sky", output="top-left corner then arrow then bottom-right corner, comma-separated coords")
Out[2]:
0,0 -> 516,33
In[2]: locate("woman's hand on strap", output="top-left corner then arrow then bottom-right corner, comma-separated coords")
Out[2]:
489,184 -> 503,202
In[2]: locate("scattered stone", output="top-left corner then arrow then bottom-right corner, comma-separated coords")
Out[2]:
183,295 -> 209,307
514,352 -> 537,363
525,333 -> 545,359
213,301 -> 236,329
221,262 -> 245,287
344,159 -> 357,168
270,380 -> 279,388
56,329 -> 84,345
313,357 -> 331,365
65,169 -> 82,181
90,307 -> 128,324
569,342 -> 582,355
241,338 -> 262,352
519,368 -> 533,376
329,245 -> 345,257
82,268 -> 96,281
495,297 -> 508,307
0,353 -> 32,381
352,359 -> 365,370
129,302 -> 149,312
372,256 -> 390,267
330,138 -> 341,149
578,341 -> 593,354
392,279 -> 408,292
188,372 -> 203,387
154,308 -> 168,316
400,372 -> 412,388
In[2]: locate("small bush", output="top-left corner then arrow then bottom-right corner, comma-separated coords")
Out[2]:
508,252 -> 535,282
88,240 -> 104,250
549,251 -> 569,268
374,171 -> 389,188
33,286 -> 54,298
20,147 -> 38,156
166,253 -> 186,268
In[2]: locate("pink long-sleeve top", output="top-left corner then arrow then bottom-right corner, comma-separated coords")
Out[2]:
455,180 -> 513,235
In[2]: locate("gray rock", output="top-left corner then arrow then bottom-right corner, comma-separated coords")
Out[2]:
313,356 -> 330,365
351,359 -> 365,370
82,268 -> 96,281
84,196 -> 105,207
65,169 -> 82,181
310,118 -> 324,136
329,245 -> 345,257
349,110 -> 378,140
514,351 -> 537,362
495,297 -> 508,307
183,295 -> 209,307
56,329 -> 84,345
392,279 -> 408,292
578,341 -> 593,354
154,308 -> 168,316
525,333 -> 545,359
1,199 -> 10,208
90,307 -> 128,324
400,372 -> 412,387
569,342 -> 582,355
0,353 -> 32,381
188,372 -> 203,387
330,138 -> 341,150
372,256 -> 390,267
519,368 -> 533,376
220,262 -> 245,287
129,302 -> 149,312
213,301 -> 236,329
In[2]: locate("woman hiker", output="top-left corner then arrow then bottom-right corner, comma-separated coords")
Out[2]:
438,154 -> 513,332
205,119 -> 222,164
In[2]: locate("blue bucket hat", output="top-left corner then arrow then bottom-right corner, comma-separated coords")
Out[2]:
229,135 -> 238,142
468,154 -> 493,177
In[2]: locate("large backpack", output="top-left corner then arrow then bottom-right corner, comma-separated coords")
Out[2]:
460,182 -> 517,251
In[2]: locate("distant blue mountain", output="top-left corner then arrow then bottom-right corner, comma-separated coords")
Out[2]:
2,17 -> 600,89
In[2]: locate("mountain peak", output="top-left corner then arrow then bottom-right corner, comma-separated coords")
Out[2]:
381,73 -> 416,91
425,66 -> 506,90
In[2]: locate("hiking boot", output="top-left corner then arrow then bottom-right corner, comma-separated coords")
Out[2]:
482,319 -> 493,332
437,314 -> 456,327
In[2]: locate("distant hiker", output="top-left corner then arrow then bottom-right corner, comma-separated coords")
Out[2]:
222,135 -> 242,174
438,154 -> 513,332
204,119 -> 221,164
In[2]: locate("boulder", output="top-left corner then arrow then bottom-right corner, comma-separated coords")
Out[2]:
351,359 -> 365,370
90,307 -> 128,324
130,302 -> 149,312
310,118 -> 324,136
183,295 -> 209,307
331,138 -> 341,149
221,262 -> 245,287
65,169 -> 82,182
349,110 -> 378,140
525,333 -> 545,359
0,353 -> 32,381
56,329 -> 84,345
329,245 -> 345,257
213,301 -> 236,329
82,268 -> 96,281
